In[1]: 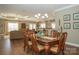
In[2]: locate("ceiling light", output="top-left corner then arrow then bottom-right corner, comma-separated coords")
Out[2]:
34,13 -> 49,19
34,15 -> 39,19
41,16 -> 45,19
45,13 -> 48,18
45,13 -> 48,16
34,15 -> 38,18
15,18 -> 18,20
37,13 -> 41,16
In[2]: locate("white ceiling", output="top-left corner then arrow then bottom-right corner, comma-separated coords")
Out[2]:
0,4 -> 73,16
0,4 -> 78,22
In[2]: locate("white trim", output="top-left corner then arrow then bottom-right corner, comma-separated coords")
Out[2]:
55,5 -> 79,12
66,42 -> 79,47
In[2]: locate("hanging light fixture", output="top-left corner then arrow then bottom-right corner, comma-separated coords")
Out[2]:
34,13 -> 48,19
44,13 -> 48,18
37,13 -> 41,16
41,16 -> 45,19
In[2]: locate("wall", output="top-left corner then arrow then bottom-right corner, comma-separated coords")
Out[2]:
55,5 -> 79,46
0,19 -> 5,34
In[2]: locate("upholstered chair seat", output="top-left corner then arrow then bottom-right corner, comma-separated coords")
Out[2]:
50,45 -> 58,53
37,44 -> 44,51
28,41 -> 32,45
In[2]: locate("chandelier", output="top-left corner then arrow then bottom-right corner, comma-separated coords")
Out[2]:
34,13 -> 48,19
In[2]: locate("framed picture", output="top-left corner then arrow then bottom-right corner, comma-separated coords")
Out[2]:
64,23 -> 71,29
73,22 -> 79,29
63,14 -> 70,21
73,13 -> 79,20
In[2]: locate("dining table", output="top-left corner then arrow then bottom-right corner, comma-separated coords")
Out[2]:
37,36 -> 59,54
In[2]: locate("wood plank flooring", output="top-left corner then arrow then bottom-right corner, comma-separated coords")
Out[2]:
0,38 -> 79,55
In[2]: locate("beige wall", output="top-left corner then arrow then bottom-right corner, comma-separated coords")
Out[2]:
55,5 -> 79,45
0,19 -> 5,34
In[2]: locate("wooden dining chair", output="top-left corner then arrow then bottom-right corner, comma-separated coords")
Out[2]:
62,32 -> 67,54
51,30 -> 59,38
30,32 -> 44,55
22,29 -> 32,53
50,32 -> 67,55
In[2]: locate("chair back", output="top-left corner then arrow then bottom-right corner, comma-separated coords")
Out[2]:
22,29 -> 29,48
30,32 -> 39,53
51,30 -> 59,38
62,32 -> 67,51
57,32 -> 67,53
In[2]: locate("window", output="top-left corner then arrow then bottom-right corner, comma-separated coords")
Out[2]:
29,24 -> 32,30
39,23 -> 46,28
51,23 -> 55,29
8,23 -> 19,32
29,23 -> 36,30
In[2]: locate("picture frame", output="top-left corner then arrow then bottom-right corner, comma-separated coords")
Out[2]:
63,14 -> 70,21
64,23 -> 71,29
73,22 -> 79,29
73,13 -> 79,20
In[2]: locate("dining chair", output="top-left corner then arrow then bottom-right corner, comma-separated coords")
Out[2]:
22,29 -> 32,53
43,29 -> 48,36
62,32 -> 67,54
30,32 -> 45,55
51,30 -> 59,38
50,32 -> 67,55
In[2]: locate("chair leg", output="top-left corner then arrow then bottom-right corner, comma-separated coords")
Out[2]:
61,50 -> 65,55
62,51 -> 65,55
31,51 -> 39,55
24,44 -> 26,51
31,51 -> 36,55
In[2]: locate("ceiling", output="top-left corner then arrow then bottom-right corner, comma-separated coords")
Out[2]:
0,4 -> 77,22
0,4 -> 73,16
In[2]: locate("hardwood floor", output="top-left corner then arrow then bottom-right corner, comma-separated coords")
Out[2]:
0,38 -> 79,55
0,39 -> 11,55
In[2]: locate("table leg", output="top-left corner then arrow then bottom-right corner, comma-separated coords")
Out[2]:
44,43 -> 50,55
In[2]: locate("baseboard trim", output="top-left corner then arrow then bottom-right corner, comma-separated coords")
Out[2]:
66,42 -> 79,47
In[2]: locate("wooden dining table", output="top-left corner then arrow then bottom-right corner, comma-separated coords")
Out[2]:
37,36 -> 59,54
